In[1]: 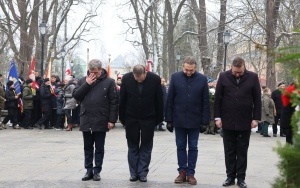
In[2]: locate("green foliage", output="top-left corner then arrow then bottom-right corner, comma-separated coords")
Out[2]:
273,34 -> 300,188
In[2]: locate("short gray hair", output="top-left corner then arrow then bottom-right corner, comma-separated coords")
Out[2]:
133,64 -> 145,76
88,59 -> 102,70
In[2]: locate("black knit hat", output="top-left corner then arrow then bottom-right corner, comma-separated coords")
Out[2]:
277,82 -> 285,87
7,80 -> 14,87
25,79 -> 33,84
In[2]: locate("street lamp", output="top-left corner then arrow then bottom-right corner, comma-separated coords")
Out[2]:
39,20 -> 47,78
176,52 -> 181,71
61,48 -> 66,81
223,30 -> 231,71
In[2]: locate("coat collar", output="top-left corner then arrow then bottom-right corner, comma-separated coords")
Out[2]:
226,69 -> 250,85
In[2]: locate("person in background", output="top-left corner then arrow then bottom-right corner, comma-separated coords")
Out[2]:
165,57 -> 210,185
50,75 -> 59,129
73,59 -> 118,182
55,82 -> 65,130
0,74 -> 6,130
63,76 -> 77,131
1,81 -> 21,129
214,57 -> 261,188
280,83 -> 296,145
271,82 -> 286,137
155,77 -> 167,131
21,79 -> 34,129
261,87 -> 276,137
119,64 -> 163,183
35,78 -> 54,129
33,76 -> 42,126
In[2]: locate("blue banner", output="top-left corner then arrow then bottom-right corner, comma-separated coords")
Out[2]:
7,60 -> 21,94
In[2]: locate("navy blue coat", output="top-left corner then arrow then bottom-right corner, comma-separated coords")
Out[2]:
165,71 -> 210,128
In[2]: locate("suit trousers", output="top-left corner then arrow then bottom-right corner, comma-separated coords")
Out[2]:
125,119 -> 155,177
82,131 -> 106,174
222,129 -> 251,181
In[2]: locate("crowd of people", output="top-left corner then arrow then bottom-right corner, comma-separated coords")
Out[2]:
0,56 -> 294,188
0,73 -> 80,131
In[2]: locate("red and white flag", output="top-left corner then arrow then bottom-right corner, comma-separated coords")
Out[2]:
146,59 -> 152,72
28,56 -> 39,93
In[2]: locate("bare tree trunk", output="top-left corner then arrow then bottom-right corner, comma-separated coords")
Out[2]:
266,0 -> 280,91
213,0 -> 227,78
162,4 -> 169,79
191,0 -> 209,75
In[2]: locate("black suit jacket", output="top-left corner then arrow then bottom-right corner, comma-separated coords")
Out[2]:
119,72 -> 163,125
214,70 -> 261,131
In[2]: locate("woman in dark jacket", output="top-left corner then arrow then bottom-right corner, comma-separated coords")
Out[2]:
1,81 -> 20,129
55,83 -> 65,130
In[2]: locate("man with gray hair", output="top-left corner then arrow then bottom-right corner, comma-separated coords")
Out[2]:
73,59 -> 118,182
119,64 -> 163,182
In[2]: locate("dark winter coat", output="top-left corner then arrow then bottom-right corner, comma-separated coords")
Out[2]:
22,84 -> 34,110
51,82 -> 59,109
214,70 -> 261,131
40,83 -> 53,107
73,69 -> 118,132
119,72 -> 164,126
271,89 -> 283,116
165,71 -> 210,128
55,87 -> 65,115
0,82 -> 5,109
5,88 -> 18,109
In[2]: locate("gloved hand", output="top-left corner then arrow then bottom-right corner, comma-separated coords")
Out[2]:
166,122 -> 173,133
200,124 -> 208,133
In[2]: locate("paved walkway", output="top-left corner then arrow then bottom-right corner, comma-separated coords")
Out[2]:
0,124 -> 283,187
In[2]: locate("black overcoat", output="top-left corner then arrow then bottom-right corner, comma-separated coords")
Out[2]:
214,70 -> 261,131
119,71 -> 163,127
73,69 -> 118,132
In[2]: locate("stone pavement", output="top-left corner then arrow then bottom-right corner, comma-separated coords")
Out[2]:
0,124 -> 283,188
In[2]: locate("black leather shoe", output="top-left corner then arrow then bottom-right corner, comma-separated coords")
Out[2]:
280,134 -> 286,137
82,172 -> 93,181
237,180 -> 247,188
222,177 -> 235,186
129,176 -> 138,182
139,176 -> 147,182
93,173 -> 101,181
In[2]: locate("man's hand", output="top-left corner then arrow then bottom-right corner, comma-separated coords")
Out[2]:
166,123 -> 173,133
108,122 -> 115,130
251,120 -> 258,128
200,124 -> 208,133
215,119 -> 222,128
86,73 -> 97,85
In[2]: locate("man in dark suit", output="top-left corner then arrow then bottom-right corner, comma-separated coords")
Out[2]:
119,64 -> 163,183
214,57 -> 261,188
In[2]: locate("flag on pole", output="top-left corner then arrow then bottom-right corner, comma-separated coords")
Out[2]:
8,60 -> 23,112
107,63 -> 111,77
65,57 -> 71,78
28,56 -> 39,94
8,60 -> 21,94
146,59 -> 152,72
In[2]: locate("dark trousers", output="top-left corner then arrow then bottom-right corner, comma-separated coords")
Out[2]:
33,100 -> 42,124
286,127 -> 293,145
125,119 -> 155,177
2,108 -> 18,126
55,114 -> 65,129
50,109 -> 57,127
223,129 -> 251,181
175,127 -> 200,176
22,109 -> 32,128
72,106 -> 80,125
36,106 -> 52,127
83,131 -> 106,174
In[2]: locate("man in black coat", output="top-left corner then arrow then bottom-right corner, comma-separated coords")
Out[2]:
271,82 -> 286,137
214,57 -> 261,188
119,64 -> 163,183
73,59 -> 118,182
